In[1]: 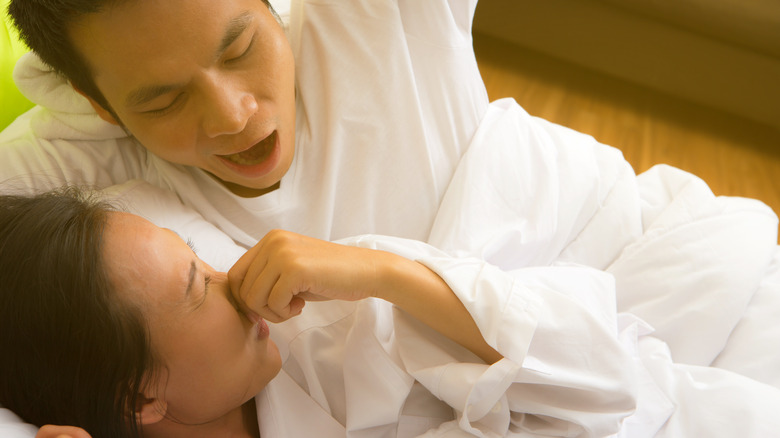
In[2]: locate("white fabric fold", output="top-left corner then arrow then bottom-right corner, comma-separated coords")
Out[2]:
12,52 -> 127,141
1,0 -> 779,432
429,98 -> 642,271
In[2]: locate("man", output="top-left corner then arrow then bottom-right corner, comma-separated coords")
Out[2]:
2,0 -> 488,246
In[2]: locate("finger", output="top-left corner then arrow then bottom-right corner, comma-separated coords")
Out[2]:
243,264 -> 288,322
228,243 -> 264,299
255,307 -> 286,324
235,299 -> 262,324
265,276 -> 300,319
261,297 -> 304,321
229,244 -> 273,319
290,296 -> 306,314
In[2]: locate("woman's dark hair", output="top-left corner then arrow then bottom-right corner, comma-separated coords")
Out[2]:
7,0 -> 278,122
0,188 -> 155,437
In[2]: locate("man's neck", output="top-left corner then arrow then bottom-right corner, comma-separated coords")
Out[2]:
208,171 -> 281,198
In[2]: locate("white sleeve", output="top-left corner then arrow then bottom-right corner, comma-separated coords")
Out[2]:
0,52 -> 151,195
413,259 -> 636,437
343,235 -> 638,437
0,134 -> 149,196
291,0 -> 489,230
0,109 -> 150,196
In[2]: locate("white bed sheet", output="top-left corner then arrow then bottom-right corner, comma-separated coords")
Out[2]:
3,98 -> 780,435
426,98 -> 780,436
430,98 -> 780,379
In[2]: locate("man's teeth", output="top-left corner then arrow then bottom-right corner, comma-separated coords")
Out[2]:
224,152 -> 265,165
223,133 -> 275,165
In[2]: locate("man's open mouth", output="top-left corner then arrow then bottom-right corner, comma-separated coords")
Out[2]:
220,131 -> 277,166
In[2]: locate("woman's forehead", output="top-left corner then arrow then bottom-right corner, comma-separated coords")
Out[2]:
103,212 -> 196,307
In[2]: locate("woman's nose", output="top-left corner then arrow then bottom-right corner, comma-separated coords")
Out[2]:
202,78 -> 258,138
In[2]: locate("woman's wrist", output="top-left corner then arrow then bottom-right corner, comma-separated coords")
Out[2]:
369,251 -> 501,364
368,251 -> 435,307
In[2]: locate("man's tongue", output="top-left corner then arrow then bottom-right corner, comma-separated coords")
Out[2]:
224,132 -> 276,165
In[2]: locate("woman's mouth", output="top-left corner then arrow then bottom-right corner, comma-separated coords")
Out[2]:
220,131 -> 277,166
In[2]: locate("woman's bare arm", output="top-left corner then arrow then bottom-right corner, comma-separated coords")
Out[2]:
228,230 -> 501,363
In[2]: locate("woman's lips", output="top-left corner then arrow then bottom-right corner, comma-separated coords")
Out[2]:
255,318 -> 270,340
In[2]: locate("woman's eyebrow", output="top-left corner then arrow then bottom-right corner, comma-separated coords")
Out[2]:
216,11 -> 254,59
184,260 -> 197,299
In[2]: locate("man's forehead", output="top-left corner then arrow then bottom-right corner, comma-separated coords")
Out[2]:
120,9 -> 255,108
72,0 -> 255,68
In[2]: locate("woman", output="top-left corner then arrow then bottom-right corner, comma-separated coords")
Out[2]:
0,188 -> 639,437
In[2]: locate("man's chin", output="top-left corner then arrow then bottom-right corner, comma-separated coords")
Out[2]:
207,172 -> 282,198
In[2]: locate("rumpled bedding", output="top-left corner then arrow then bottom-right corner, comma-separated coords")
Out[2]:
430,98 -> 780,379
2,73 -> 780,438
427,98 -> 780,435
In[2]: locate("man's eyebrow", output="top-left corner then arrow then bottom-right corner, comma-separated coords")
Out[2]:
124,12 -> 253,109
217,11 -> 254,59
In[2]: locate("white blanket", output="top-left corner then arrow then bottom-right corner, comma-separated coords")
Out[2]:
428,98 -> 780,435
431,98 -> 780,377
2,97 -> 780,436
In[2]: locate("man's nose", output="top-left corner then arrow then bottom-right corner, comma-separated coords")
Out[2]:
202,77 -> 258,138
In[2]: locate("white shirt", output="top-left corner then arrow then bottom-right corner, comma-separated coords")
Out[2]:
0,0 -> 489,247
3,0 -> 780,436
254,234 -> 638,438
83,181 -> 643,437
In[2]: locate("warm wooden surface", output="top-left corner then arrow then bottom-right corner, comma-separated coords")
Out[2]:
473,34 -> 780,240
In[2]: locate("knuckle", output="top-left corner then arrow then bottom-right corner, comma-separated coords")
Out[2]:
261,309 -> 283,324
265,229 -> 289,243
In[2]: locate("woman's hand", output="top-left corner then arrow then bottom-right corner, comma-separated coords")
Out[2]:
36,425 -> 92,438
228,230 -> 501,363
228,230 -> 392,323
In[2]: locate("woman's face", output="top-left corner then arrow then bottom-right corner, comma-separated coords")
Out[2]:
102,212 -> 281,424
70,0 -> 296,196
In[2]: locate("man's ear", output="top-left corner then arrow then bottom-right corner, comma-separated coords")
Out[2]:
71,83 -> 121,126
133,394 -> 167,426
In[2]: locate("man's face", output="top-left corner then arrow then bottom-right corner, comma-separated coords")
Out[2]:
70,0 -> 296,196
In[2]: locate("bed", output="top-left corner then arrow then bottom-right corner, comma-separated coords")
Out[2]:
2,0 -> 780,435
3,96 -> 780,436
